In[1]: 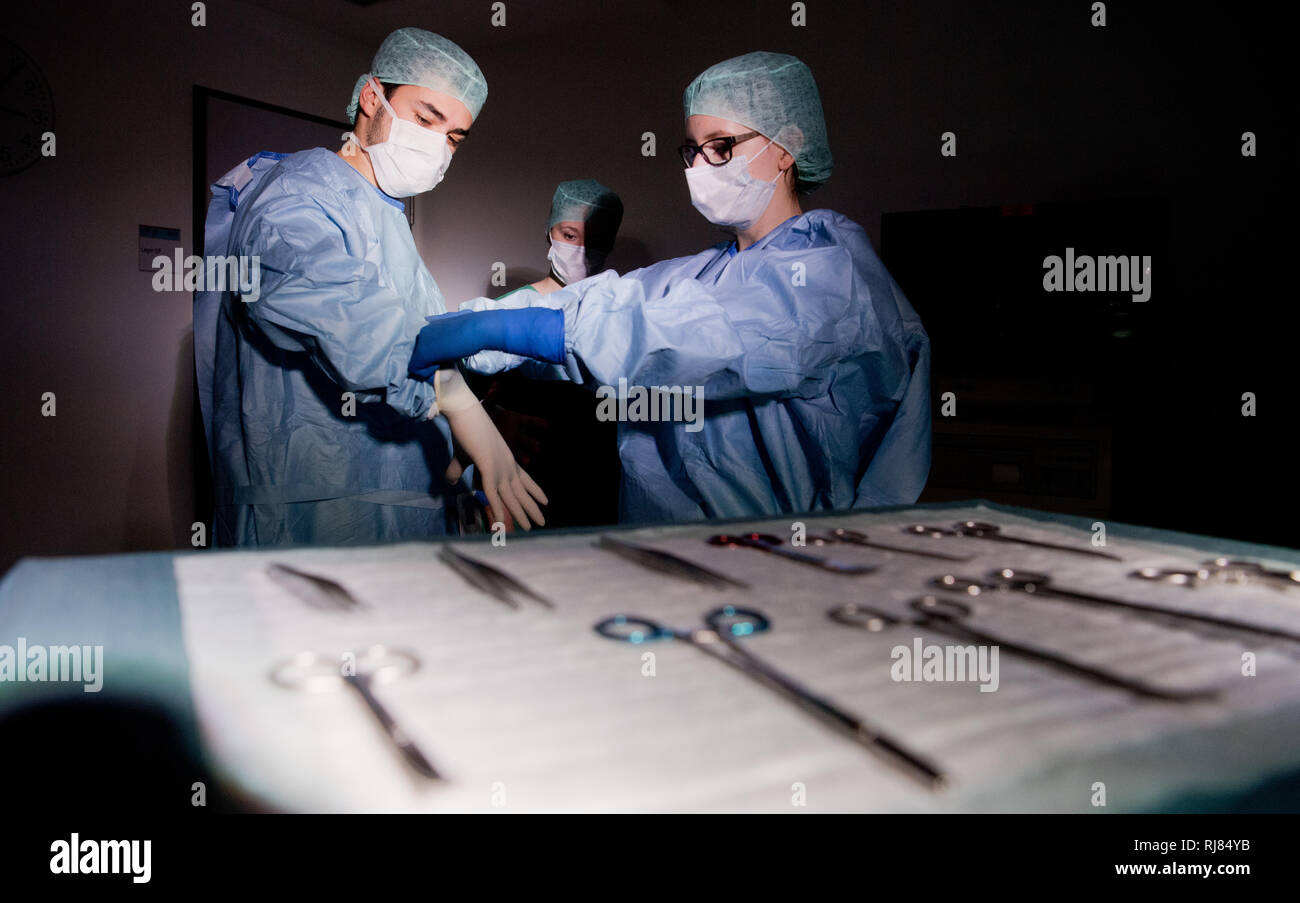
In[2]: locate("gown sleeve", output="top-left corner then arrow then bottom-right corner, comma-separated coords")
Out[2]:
235,186 -> 436,420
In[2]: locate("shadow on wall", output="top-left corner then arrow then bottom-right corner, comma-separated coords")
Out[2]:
607,237 -> 658,277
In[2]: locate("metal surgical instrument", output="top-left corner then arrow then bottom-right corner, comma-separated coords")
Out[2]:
707,533 -> 875,576
903,521 -> 1123,560
266,562 -> 365,612
593,605 -> 946,788
808,527 -> 973,562
270,645 -> 440,780
1132,558 -> 1300,594
437,545 -> 554,610
596,535 -> 748,589
934,568 -> 1300,644
829,597 -> 1217,701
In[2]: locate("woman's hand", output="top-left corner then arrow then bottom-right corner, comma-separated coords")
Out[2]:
442,394 -> 547,530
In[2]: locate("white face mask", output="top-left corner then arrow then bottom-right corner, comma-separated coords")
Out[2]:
547,238 -> 588,285
355,77 -> 452,197
684,138 -> 782,230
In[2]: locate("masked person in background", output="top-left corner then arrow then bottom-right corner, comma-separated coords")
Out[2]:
467,180 -> 625,526
533,179 -> 625,295
409,52 -> 931,524
208,27 -> 546,547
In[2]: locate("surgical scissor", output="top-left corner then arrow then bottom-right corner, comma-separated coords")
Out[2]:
828,597 -> 1216,701
808,527 -> 972,562
904,521 -> 1123,560
270,644 -> 440,780
1132,558 -> 1300,594
707,533 -> 875,575
934,568 -> 1300,644
593,605 -> 945,788
438,545 -> 554,610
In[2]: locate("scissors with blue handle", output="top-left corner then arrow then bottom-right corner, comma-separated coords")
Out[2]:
593,605 -> 946,789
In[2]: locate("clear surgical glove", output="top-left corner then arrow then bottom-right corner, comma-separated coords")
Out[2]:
437,367 -> 548,530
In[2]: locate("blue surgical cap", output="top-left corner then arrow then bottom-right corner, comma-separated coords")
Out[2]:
347,27 -> 487,123
548,179 -> 624,253
683,51 -> 832,188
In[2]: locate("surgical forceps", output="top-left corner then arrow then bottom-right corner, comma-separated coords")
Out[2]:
596,535 -> 749,589
903,521 -> 1123,560
934,568 -> 1300,644
266,562 -> 365,612
437,545 -> 554,610
707,533 -> 875,575
270,644 -> 439,779
828,597 -> 1216,701
593,605 -> 945,788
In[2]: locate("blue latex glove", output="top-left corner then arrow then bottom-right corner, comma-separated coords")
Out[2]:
408,308 -> 566,382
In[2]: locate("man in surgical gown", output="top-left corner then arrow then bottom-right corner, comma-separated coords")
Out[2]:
411,52 -> 932,524
210,28 -> 544,546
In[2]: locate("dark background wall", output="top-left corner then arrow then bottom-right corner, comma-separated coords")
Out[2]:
0,0 -> 1288,574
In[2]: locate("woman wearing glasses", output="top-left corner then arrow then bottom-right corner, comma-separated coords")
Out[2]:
412,52 -> 932,524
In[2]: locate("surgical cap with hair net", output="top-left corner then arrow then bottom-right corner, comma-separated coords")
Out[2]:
683,51 -> 832,188
548,179 -> 624,253
347,27 -> 488,123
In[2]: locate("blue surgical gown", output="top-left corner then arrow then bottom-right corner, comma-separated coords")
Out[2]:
211,148 -> 455,546
461,209 -> 932,524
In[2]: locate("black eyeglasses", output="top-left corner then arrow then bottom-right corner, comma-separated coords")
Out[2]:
677,131 -> 762,168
